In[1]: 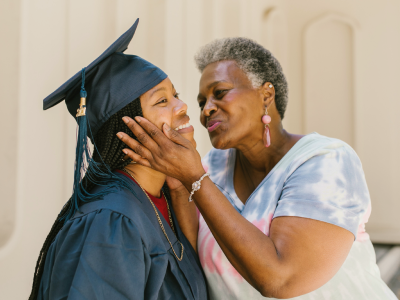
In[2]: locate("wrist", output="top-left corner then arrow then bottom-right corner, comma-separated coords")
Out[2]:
187,172 -> 210,202
182,169 -> 207,191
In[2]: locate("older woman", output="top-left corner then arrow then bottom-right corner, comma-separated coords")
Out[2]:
117,38 -> 396,299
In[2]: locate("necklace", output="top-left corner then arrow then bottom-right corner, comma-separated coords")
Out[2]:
122,168 -> 184,261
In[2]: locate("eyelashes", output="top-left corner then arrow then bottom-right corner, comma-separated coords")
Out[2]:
198,89 -> 229,109
155,92 -> 180,105
215,89 -> 228,98
157,99 -> 167,105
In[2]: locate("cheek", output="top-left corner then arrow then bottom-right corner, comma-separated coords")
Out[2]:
218,100 -> 260,140
224,96 -> 254,125
143,108 -> 172,129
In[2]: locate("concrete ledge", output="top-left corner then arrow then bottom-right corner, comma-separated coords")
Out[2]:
378,246 -> 400,283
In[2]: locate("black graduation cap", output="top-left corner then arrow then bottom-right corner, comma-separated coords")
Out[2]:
43,18 -> 167,221
43,18 -> 167,138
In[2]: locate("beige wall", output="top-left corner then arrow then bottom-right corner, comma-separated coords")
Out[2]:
1,0 -> 400,298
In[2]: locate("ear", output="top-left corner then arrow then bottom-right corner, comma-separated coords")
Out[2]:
261,82 -> 275,108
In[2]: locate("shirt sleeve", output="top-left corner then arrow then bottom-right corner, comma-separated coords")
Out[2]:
54,210 -> 149,300
274,142 -> 370,238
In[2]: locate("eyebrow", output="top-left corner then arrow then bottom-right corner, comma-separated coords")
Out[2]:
150,87 -> 167,97
207,80 -> 228,89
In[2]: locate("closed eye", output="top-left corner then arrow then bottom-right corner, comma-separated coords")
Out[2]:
215,89 -> 228,99
198,100 -> 206,110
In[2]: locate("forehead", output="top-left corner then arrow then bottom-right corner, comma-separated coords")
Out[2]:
199,60 -> 249,90
141,77 -> 173,98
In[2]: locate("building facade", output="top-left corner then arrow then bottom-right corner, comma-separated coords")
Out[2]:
1,0 -> 400,298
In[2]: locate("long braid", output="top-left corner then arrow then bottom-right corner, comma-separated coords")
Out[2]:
29,99 -> 142,300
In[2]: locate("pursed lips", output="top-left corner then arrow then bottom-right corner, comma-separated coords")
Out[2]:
206,119 -> 222,132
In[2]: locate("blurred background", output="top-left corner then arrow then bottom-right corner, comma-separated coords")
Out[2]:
1,0 -> 400,298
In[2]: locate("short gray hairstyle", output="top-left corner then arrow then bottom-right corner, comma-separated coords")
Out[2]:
194,37 -> 288,119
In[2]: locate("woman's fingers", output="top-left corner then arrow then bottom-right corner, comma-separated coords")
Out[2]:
123,148 -> 152,168
122,117 -> 160,151
132,116 -> 173,146
116,132 -> 153,160
162,124 -> 190,147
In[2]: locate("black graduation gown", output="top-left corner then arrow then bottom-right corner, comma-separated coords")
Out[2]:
38,173 -> 208,300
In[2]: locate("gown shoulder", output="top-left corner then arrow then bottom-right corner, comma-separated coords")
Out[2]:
38,205 -> 152,300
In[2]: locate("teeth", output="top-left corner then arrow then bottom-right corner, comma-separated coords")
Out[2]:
175,122 -> 190,131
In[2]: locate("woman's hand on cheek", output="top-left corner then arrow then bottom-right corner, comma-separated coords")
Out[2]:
117,116 -> 205,189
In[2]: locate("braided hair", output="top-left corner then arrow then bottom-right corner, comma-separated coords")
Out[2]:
29,98 -> 167,299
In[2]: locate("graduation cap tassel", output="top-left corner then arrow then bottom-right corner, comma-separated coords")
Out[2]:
63,68 -> 90,221
60,68 -> 136,222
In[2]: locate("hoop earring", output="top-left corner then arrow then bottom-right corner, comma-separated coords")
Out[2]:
261,107 -> 271,147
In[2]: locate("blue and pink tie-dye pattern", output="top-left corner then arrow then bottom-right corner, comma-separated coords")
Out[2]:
199,133 -> 396,299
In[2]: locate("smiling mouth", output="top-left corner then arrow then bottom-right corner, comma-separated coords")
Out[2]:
207,121 -> 221,132
174,122 -> 191,131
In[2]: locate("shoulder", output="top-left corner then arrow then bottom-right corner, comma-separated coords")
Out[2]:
67,183 -> 164,249
76,175 -> 144,221
71,185 -> 142,229
53,206 -> 143,258
287,133 -> 362,176
277,134 -> 370,238
295,133 -> 356,156
59,186 -> 146,245
285,134 -> 368,199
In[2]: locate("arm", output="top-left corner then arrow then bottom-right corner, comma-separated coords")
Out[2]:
117,117 -> 354,298
185,178 -> 353,298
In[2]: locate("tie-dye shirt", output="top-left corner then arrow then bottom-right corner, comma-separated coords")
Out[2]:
199,133 -> 396,300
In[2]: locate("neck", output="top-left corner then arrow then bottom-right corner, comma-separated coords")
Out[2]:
236,122 -> 300,175
123,163 -> 166,197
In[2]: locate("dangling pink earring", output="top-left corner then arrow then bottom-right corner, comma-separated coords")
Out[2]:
262,107 -> 271,147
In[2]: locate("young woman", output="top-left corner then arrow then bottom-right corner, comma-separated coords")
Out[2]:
29,20 -> 207,300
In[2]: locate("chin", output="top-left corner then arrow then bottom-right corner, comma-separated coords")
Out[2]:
210,135 -> 230,150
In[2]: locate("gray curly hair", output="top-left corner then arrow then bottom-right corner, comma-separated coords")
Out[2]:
194,37 -> 288,119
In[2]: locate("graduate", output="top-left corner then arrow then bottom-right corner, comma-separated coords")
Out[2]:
29,19 -> 208,300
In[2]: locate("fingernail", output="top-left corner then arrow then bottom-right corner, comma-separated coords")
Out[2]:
117,133 -> 123,139
164,123 -> 171,131
135,116 -> 141,123
123,149 -> 128,154
122,117 -> 129,124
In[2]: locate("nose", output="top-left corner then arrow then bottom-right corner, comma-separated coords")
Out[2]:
174,98 -> 188,116
203,98 -> 217,117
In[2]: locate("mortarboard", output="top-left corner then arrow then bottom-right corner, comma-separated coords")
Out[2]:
43,18 -> 167,138
43,19 -> 167,221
